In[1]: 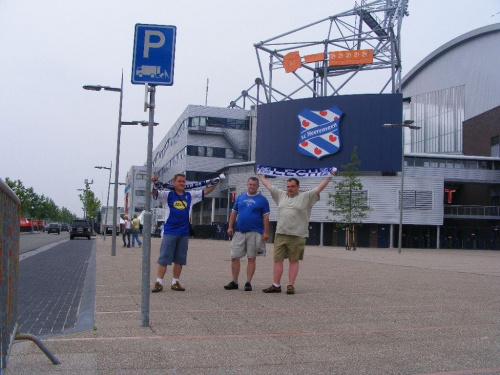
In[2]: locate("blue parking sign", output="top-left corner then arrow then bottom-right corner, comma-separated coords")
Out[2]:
131,24 -> 176,86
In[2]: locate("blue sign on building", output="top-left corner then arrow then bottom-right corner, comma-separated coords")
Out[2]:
256,94 -> 403,172
131,24 -> 176,86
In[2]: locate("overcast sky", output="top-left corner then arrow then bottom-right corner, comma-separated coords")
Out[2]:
1,0 -> 498,218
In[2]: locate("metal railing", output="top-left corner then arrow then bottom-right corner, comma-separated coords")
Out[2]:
1,179 -> 20,372
444,205 -> 500,217
1,179 -> 60,373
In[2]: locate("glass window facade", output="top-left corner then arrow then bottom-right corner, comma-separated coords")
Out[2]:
405,85 -> 464,154
188,116 -> 249,130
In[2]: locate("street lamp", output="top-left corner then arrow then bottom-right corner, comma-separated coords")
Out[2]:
382,120 -> 421,253
84,73 -> 125,257
76,189 -> 85,219
84,74 -> 157,256
95,163 -> 112,240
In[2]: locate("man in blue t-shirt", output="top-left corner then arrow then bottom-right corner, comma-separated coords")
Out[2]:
151,173 -> 219,293
224,177 -> 270,292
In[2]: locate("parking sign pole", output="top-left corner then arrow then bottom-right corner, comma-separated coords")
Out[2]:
141,85 -> 155,327
132,23 -> 176,327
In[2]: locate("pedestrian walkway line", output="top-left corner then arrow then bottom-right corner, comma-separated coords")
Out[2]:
44,322 -> 497,342
94,302 -> 497,315
415,367 -> 500,375
19,239 -> 69,261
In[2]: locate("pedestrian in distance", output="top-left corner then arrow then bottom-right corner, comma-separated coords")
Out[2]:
122,214 -> 131,248
224,177 -> 270,292
151,173 -> 219,293
131,213 -> 142,247
257,168 -> 336,295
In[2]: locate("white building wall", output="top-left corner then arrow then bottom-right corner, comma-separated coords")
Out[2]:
226,170 -> 443,226
402,24 -> 500,121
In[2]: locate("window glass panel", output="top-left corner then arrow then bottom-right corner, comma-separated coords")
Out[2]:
464,160 -> 476,169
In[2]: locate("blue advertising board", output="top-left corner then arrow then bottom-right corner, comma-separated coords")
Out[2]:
131,24 -> 176,86
255,94 -> 403,172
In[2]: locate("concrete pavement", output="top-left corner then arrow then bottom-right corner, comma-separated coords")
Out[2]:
5,237 -> 500,374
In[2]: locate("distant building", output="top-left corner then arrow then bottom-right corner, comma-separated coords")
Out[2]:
124,165 -> 149,216
127,105 -> 253,225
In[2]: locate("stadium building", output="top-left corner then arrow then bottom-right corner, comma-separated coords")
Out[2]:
126,10 -> 500,249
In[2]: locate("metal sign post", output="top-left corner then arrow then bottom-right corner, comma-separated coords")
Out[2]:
141,85 -> 155,327
132,23 -> 176,327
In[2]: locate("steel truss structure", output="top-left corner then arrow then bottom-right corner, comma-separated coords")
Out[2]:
229,0 -> 409,109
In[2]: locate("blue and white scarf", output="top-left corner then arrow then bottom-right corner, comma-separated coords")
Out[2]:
154,174 -> 225,191
257,165 -> 336,178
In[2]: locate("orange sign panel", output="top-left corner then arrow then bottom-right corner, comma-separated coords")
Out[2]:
283,51 -> 301,73
328,49 -> 373,67
303,53 -> 324,64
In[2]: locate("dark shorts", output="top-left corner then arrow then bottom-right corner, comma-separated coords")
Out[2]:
158,234 -> 189,266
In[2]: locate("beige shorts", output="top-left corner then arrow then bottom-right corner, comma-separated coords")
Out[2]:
230,232 -> 266,258
274,233 -> 306,262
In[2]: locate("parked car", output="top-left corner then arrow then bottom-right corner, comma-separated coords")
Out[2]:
61,223 -> 69,232
47,223 -> 61,234
70,220 -> 91,240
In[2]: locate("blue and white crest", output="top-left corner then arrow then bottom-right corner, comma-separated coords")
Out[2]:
297,106 -> 343,159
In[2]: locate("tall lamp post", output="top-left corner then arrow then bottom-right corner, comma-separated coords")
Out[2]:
84,72 -> 123,256
76,189 -> 86,219
84,75 -> 152,256
383,120 -> 421,254
95,163 -> 112,239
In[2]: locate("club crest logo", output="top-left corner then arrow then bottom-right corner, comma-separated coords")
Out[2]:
297,106 -> 343,159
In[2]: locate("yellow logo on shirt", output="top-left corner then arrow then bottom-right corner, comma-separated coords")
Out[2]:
173,200 -> 187,210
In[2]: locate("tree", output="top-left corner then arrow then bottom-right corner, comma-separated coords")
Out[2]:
60,207 -> 77,223
5,177 -> 78,224
327,147 -> 371,250
79,188 -> 101,221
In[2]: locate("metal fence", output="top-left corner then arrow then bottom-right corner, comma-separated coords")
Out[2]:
0,178 -> 20,373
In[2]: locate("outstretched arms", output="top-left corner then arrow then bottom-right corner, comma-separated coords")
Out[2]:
256,171 -> 272,191
203,181 -> 219,196
151,173 -> 159,198
315,168 -> 336,194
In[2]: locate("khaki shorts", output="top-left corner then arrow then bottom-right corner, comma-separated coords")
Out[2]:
274,233 -> 306,262
230,232 -> 266,258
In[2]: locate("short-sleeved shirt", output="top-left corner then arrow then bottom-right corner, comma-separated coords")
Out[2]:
132,218 -> 140,229
232,193 -> 270,234
270,186 -> 319,238
155,189 -> 204,236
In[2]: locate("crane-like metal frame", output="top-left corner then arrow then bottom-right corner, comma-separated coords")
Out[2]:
229,0 -> 409,109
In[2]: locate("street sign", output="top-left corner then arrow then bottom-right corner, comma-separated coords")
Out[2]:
131,24 -> 176,86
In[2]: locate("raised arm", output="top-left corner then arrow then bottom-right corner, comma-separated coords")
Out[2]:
315,168 -> 336,194
203,180 -> 219,196
256,171 -> 272,191
151,173 -> 159,198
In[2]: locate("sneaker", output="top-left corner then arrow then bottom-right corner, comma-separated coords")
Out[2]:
244,282 -> 252,291
171,281 -> 185,291
286,285 -> 295,295
151,282 -> 163,293
224,281 -> 239,290
262,285 -> 281,293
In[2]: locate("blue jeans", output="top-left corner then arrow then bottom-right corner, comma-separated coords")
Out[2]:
132,228 -> 142,247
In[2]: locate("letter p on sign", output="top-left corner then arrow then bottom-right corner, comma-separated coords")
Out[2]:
143,30 -> 165,58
